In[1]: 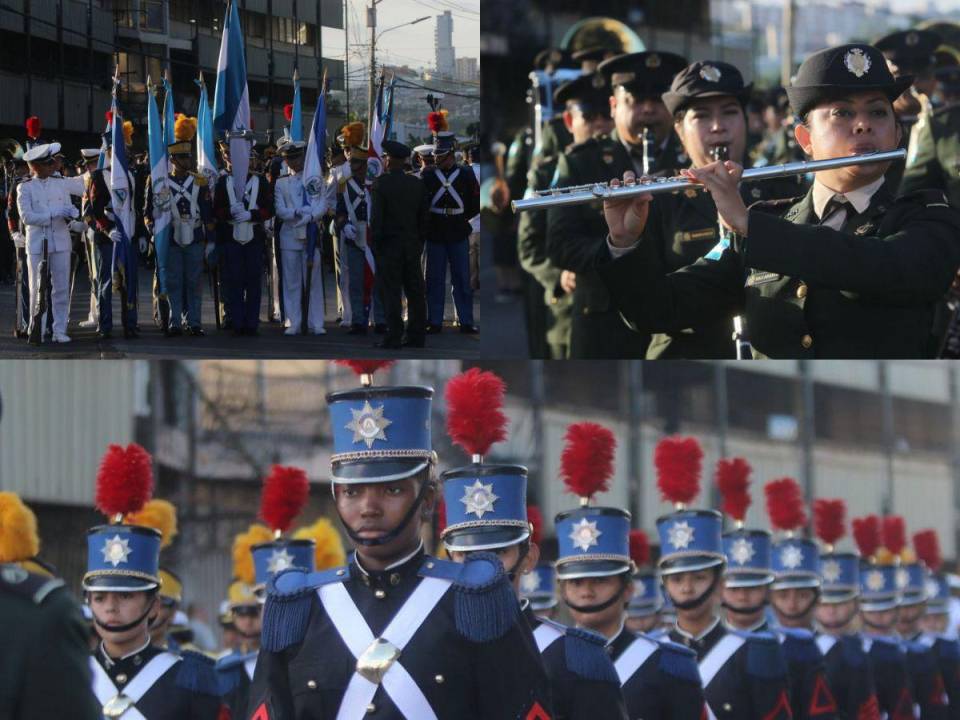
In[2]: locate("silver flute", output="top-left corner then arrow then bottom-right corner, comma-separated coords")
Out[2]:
512,148 -> 906,212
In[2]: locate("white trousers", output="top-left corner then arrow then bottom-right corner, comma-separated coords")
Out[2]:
281,247 -> 325,332
28,249 -> 70,336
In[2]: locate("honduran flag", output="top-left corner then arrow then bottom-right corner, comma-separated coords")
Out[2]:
290,68 -> 303,143
196,74 -> 218,185
147,85 -> 171,294
108,88 -> 135,297
213,0 -> 251,197
302,74 -> 327,263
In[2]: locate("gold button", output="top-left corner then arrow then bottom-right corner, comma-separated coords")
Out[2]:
426,562 -> 434,569
435,674 -> 444,684
366,703 -> 376,714
336,569 -> 346,576
801,334 -> 813,349
116,673 -> 127,685
307,680 -> 317,690
796,283 -> 807,299
374,589 -> 386,599
723,703 -> 732,712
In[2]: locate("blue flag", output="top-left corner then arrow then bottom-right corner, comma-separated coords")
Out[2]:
290,69 -> 303,143
108,84 -> 135,307
196,75 -> 218,184
147,86 -> 171,295
213,0 -> 251,197
162,76 -> 176,147
303,76 -> 328,264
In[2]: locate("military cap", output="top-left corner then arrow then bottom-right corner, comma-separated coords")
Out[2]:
278,140 -> 306,157
80,148 -> 100,160
875,29 -> 941,74
572,46 -> 618,73
786,43 -> 913,118
413,143 -> 435,156
662,60 -> 753,115
597,51 -> 688,98
553,72 -> 610,114
23,142 -> 61,163
381,139 -> 411,159
534,47 -> 574,71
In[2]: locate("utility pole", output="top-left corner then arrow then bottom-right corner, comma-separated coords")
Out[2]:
782,0 -> 795,87
367,0 -> 381,139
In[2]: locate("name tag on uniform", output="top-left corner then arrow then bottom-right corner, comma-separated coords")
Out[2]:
745,270 -> 782,287
678,228 -> 716,243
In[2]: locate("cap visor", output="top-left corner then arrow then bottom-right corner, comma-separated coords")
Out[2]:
443,526 -> 530,552
83,574 -> 159,592
556,559 -> 631,580
658,554 -> 725,576
332,458 -> 428,483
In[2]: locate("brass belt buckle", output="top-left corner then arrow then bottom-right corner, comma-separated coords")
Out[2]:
356,637 -> 401,685
103,694 -> 135,718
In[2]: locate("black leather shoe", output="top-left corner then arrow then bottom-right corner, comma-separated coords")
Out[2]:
426,324 -> 442,334
189,326 -> 205,337
459,325 -> 479,334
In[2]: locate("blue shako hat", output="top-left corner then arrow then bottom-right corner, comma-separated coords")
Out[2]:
897,561 -> 928,606
326,361 -> 435,484
252,465 -> 313,595
554,422 -> 632,580
520,564 -> 558,611
252,539 -> 315,592
629,569 -> 663,617
83,443 -> 162,592
440,367 -> 529,552
655,436 -> 725,576
913,529 -> 947,614
853,514 -> 900,612
716,457 -> 772,588
925,573 -> 950,615
764,478 -> 819,589
813,499 -> 857,602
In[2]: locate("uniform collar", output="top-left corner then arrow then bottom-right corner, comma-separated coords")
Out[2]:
353,540 -> 425,577
727,617 -> 768,633
603,619 -> 628,647
98,635 -> 152,669
674,615 -> 721,642
671,616 -> 726,659
812,175 -> 885,220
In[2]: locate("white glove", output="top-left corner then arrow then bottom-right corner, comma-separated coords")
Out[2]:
231,210 -> 249,224
229,202 -> 246,217
69,219 -> 86,234
65,205 -> 80,220
138,237 -> 148,254
342,223 -> 357,242
109,229 -> 121,244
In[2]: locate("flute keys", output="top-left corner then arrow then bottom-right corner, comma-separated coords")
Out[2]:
796,283 -> 808,299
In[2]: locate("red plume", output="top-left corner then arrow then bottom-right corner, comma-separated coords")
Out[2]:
105,110 -> 114,125
715,457 -> 751,522
334,360 -> 395,377
764,478 -> 806,531
445,368 -> 508,457
655,436 -> 703,506
813,499 -> 846,546
435,499 -> 447,535
284,104 -> 294,122
852,515 -> 881,559
629,530 -> 650,567
427,111 -> 444,133
25,116 -> 41,140
913,530 -> 942,572
881,515 -> 906,555
560,422 -> 616,500
95,443 -> 154,518
259,465 -> 309,533
527,505 -> 543,545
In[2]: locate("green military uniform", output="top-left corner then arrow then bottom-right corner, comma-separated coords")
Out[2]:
0,565 -> 100,720
546,50 -> 688,358
901,101 -> 960,205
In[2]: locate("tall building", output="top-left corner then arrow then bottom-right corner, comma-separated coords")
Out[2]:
435,10 -> 455,78
456,56 -> 478,83
0,0 -> 347,154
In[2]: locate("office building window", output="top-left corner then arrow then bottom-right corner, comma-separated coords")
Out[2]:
140,0 -> 165,32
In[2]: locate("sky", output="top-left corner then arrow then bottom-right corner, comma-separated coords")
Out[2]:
342,0 -> 479,74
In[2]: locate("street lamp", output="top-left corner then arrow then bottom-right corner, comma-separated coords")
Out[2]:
367,7 -> 430,134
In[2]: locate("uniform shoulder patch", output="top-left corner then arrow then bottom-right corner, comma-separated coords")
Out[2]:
745,632 -> 789,679
452,551 -> 519,643
895,188 -> 951,208
657,640 -> 701,684
417,556 -> 461,582
562,627 -> 619,684
176,649 -> 220,696
260,566 -> 340,653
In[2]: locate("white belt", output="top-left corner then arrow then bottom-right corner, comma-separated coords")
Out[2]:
699,634 -> 745,720
532,622 -> 563,654
614,636 -> 658,686
89,652 -> 180,719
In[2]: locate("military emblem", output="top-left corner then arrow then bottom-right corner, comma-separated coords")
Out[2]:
0,564 -> 28,584
780,545 -> 804,570
101,535 -> 132,567
700,64 -> 722,83
730,538 -> 755,565
906,32 -> 919,47
520,572 -> 541,594
460,479 -> 499,519
925,578 -> 939,600
346,400 -> 392,448
646,54 -> 661,69
305,176 -> 324,197
751,187 -> 762,199
667,521 -> 695,550
684,188 -> 698,199
267,548 -> 294,574
865,570 -> 886,592
895,568 -> 909,590
821,560 -> 842,583
844,48 -> 871,78
367,157 -> 383,182
570,518 -> 602,552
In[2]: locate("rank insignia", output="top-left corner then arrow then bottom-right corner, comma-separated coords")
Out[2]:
460,479 -> 499,519
346,400 -> 392,448
865,570 -> 886,592
780,545 -> 804,569
730,538 -> 755,565
267,548 -> 295,574
569,518 -> 602,552
667,520 -> 695,550
821,560 -> 841,583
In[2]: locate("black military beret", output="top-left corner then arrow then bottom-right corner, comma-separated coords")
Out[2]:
381,140 -> 411,159
662,60 -> 753,115
785,44 -> 912,118
553,72 -> 610,113
874,29 -> 941,74
597,51 -> 688,98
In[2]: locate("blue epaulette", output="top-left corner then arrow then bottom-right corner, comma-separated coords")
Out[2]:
214,651 -> 244,695
937,637 -> 960,662
656,640 -> 701,684
176,650 -> 220,696
840,635 -> 867,668
741,631 -> 789,679
260,565 -> 348,652
869,636 -> 904,663
779,628 -> 822,664
562,626 -> 619,684
450,551 -> 518,643
904,641 -> 937,673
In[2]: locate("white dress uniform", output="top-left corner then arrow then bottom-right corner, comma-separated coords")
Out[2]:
274,167 -> 328,334
17,144 -> 86,341
326,161 -> 351,326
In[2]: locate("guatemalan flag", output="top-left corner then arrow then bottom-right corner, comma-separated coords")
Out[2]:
162,75 -> 176,146
290,68 -> 303,143
302,74 -> 327,263
147,85 -> 171,294
109,88 -> 135,299
368,72 -> 387,180
196,74 -> 218,185
213,0 -> 251,198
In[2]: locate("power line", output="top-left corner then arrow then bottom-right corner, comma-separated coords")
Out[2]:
393,77 -> 478,98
